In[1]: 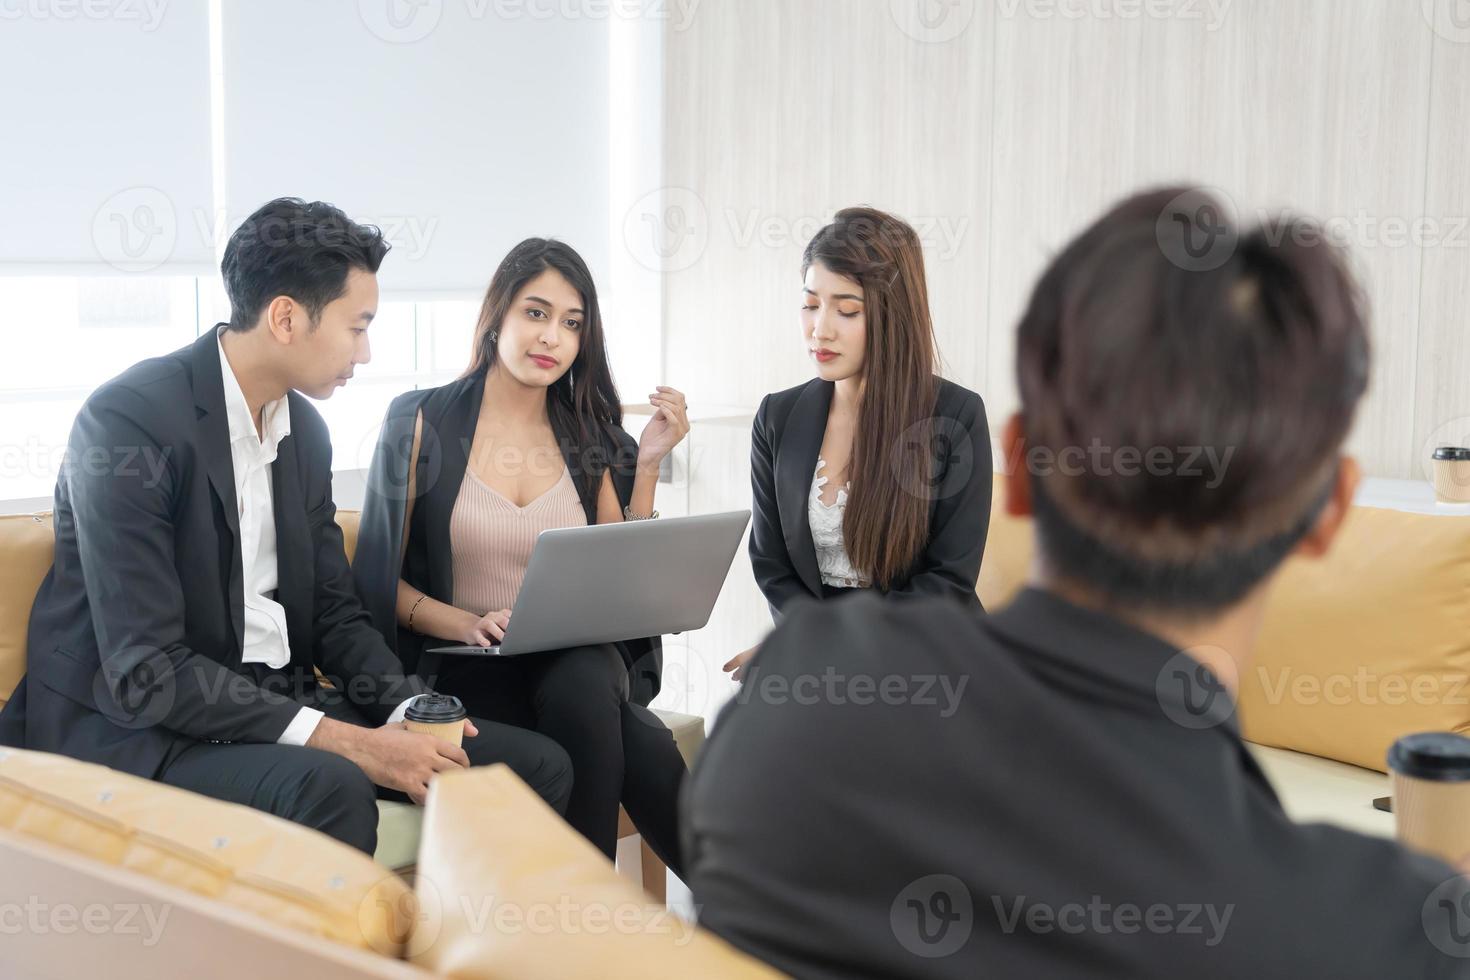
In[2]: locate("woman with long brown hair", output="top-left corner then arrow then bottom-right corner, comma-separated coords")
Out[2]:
727,206 -> 992,678
354,238 -> 690,869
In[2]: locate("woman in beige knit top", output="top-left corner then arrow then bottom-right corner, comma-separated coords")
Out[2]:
356,239 -> 690,870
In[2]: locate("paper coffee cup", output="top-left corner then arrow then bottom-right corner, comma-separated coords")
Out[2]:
1388,732 -> 1470,868
1432,447 -> 1470,504
404,694 -> 468,748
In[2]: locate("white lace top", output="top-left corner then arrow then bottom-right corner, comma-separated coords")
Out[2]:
809,458 -> 870,589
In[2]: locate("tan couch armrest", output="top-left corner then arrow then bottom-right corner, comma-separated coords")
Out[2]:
0,825 -> 426,979
0,747 -> 413,957
410,764 -> 782,979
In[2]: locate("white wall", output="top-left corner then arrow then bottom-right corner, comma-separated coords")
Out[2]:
660,0 -> 1470,482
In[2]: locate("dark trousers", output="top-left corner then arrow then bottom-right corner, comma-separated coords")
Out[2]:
436,643 -> 688,876
156,681 -> 573,856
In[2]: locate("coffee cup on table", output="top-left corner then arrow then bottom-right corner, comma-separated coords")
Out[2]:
1387,732 -> 1470,869
1432,447 -> 1470,504
404,694 -> 468,748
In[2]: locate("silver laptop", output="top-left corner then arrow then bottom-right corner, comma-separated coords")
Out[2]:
425,510 -> 751,656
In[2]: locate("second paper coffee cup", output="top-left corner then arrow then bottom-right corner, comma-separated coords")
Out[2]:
1388,731 -> 1470,868
1432,447 -> 1470,504
404,694 -> 469,748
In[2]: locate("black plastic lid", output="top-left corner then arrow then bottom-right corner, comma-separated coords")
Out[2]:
1433,447 -> 1470,461
1387,732 -> 1470,781
404,694 -> 467,724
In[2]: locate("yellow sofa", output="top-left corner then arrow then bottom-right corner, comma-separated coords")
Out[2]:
2,472 -> 1469,975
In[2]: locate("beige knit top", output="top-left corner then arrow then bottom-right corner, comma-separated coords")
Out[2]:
449,464 -> 587,615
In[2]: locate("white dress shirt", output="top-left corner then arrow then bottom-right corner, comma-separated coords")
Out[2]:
217,330 -> 324,745
218,330 -> 418,745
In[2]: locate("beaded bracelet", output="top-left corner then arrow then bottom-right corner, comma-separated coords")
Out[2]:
407,593 -> 429,633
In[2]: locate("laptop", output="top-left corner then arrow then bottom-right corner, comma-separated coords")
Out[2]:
425,510 -> 751,657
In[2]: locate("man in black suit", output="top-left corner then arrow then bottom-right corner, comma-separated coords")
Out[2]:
684,188 -> 1470,977
0,198 -> 570,854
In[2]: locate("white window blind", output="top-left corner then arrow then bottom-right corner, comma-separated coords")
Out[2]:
0,3 -> 216,275
219,0 -> 611,296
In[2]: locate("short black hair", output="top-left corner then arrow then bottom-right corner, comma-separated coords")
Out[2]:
1014,186 -> 1369,617
220,198 -> 389,332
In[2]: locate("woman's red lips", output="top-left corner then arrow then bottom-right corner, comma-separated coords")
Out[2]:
813,349 -> 839,363
529,354 -> 558,368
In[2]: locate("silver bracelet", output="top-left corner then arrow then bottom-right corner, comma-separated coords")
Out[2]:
623,505 -> 659,521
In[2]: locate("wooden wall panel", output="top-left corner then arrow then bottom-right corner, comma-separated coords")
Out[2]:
984,0 -> 1434,477
665,0 -> 1442,479
1412,17 -> 1470,482
662,0 -> 996,410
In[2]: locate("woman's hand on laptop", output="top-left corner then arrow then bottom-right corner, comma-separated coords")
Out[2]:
462,608 -> 512,647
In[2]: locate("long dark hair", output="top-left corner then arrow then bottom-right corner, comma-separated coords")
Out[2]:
802,207 -> 940,591
464,238 -> 624,510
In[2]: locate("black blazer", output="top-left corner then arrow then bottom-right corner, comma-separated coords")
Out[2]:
748,377 -> 992,617
353,370 -> 664,707
0,330 -> 428,778
686,589 -> 1464,979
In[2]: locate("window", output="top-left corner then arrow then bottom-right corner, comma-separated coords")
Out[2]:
0,276 -> 480,503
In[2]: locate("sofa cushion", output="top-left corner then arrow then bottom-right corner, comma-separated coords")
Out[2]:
0,745 -> 414,955
338,509 -> 361,563
0,514 -> 54,710
1236,505 -> 1470,771
375,801 -> 424,872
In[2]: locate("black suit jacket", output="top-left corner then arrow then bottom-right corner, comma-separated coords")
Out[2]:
686,589 -> 1470,979
352,369 -> 664,707
0,330 -> 428,778
748,377 -> 992,617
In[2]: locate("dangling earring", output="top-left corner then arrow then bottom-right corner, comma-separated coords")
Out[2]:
489,330 -> 499,343
567,365 -> 575,394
